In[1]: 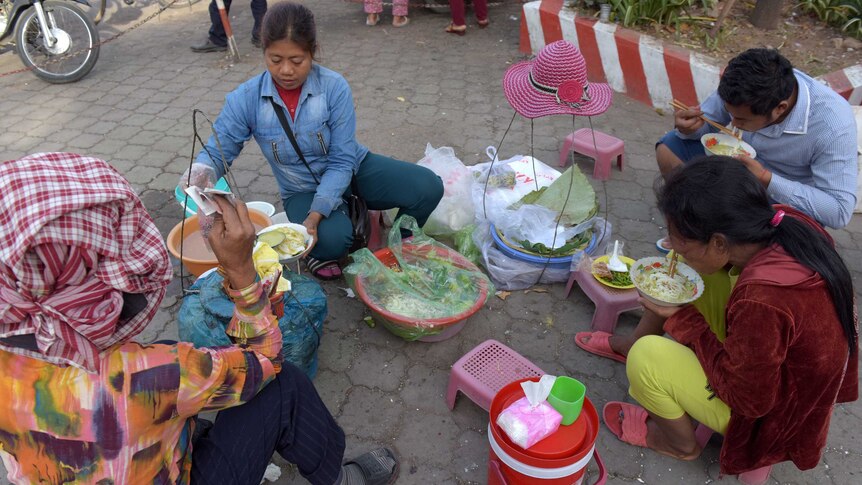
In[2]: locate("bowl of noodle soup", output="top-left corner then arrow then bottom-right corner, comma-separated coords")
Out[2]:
630,256 -> 704,307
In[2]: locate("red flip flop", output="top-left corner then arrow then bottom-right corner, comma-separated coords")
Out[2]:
603,402 -> 649,447
574,331 -> 627,364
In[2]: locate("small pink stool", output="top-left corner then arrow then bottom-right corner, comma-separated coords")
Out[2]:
695,423 -> 772,485
559,128 -> 625,180
565,262 -> 640,334
446,339 -> 544,411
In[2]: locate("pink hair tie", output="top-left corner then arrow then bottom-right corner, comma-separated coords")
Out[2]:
770,210 -> 785,227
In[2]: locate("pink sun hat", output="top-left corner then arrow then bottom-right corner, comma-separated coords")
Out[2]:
503,40 -> 613,119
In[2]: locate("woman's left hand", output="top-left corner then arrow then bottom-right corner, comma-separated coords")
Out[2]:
639,298 -> 683,320
733,153 -> 771,186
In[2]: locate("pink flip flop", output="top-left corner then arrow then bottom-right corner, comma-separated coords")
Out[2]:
574,331 -> 627,364
603,401 -> 649,447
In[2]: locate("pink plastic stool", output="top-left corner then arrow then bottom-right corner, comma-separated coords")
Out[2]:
367,210 -> 385,251
565,262 -> 641,333
559,128 -> 625,180
695,423 -> 772,485
446,339 -> 544,411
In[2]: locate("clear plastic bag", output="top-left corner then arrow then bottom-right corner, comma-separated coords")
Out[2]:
473,218 -> 613,291
416,144 -> 475,236
344,215 -> 494,340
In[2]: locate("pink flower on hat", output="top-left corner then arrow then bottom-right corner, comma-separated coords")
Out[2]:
557,80 -> 586,105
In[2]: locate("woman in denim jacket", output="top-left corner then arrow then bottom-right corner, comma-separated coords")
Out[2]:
184,2 -> 443,280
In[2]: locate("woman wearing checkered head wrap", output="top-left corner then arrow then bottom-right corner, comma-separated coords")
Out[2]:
0,153 -> 396,485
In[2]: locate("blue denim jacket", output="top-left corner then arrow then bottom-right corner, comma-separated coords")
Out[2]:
196,65 -> 369,217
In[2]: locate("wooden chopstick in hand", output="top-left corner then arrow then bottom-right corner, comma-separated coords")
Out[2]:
671,99 -> 741,139
668,251 -> 679,279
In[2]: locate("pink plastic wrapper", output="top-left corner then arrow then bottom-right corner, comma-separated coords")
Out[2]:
495,396 -> 562,449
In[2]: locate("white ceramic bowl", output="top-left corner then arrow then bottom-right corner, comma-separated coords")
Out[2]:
630,256 -> 704,307
256,223 -> 315,265
701,133 -> 757,159
246,201 -> 276,217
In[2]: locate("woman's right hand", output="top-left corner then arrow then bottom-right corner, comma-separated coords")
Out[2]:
207,196 -> 257,290
302,212 -> 323,241
673,105 -> 705,135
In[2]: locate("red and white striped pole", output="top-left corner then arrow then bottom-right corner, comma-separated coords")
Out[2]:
214,0 -> 240,61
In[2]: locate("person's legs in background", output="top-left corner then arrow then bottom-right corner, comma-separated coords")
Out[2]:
250,0 -> 268,46
364,0 -> 382,26
190,0 -> 231,52
207,0 -> 232,46
473,0 -> 489,26
283,192 -> 352,279
446,0 -> 467,34
354,152 -> 444,232
392,0 -> 409,27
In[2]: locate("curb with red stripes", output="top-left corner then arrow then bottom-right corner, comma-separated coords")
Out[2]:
519,0 -> 862,108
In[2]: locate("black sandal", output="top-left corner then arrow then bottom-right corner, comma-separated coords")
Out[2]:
306,257 -> 342,281
342,447 -> 399,485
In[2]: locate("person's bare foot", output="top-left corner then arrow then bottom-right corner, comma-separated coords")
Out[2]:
392,15 -> 409,27
366,13 -> 379,26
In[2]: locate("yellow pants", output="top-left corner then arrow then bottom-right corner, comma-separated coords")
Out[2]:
626,267 -> 737,434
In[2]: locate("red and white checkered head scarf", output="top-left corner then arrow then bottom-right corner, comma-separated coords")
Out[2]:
0,153 -> 172,371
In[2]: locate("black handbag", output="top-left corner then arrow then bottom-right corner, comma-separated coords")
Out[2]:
270,99 -> 372,253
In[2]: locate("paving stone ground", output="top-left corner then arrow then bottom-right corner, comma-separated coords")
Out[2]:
1,1 -> 860,484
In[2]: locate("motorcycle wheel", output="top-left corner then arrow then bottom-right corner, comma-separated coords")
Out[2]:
14,1 -> 100,84
158,0 -> 202,8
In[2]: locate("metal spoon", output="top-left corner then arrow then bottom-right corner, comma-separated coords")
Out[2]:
608,240 -> 627,273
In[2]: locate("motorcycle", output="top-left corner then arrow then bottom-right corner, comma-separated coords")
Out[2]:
0,0 -> 99,83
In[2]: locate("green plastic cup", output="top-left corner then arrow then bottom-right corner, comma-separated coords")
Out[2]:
547,376 -> 586,426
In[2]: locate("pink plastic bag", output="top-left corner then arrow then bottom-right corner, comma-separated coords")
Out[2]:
496,396 -> 562,449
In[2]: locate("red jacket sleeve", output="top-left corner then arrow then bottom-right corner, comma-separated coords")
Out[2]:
665,296 -> 794,418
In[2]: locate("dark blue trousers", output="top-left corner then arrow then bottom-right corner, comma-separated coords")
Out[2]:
207,0 -> 268,46
190,363 -> 345,485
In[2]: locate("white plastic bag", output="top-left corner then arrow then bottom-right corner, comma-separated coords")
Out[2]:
470,147 -> 561,224
417,144 -> 476,235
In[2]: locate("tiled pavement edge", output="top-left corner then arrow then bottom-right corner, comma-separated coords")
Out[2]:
0,1 -> 860,484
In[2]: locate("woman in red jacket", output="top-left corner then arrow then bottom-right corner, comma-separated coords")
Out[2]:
604,157 -> 858,477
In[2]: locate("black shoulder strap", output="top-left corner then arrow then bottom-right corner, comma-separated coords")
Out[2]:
269,97 -> 319,184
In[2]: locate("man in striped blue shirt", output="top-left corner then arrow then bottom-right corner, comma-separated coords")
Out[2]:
657,48 -> 857,230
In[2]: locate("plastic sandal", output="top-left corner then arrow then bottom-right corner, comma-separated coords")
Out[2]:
343,447 -> 399,485
306,257 -> 342,281
603,402 -> 649,447
574,331 -> 627,364
655,237 -> 671,254
445,23 -> 466,36
392,16 -> 410,28
477,18 -> 489,28
366,13 -> 379,26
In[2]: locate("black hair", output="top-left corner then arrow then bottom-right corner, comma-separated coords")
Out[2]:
717,48 -> 796,116
260,2 -> 317,56
656,157 -> 857,351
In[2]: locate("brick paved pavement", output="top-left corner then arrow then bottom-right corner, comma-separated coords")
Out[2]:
0,1 -> 860,484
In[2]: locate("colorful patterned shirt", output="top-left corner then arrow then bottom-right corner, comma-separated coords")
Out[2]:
0,282 -> 282,485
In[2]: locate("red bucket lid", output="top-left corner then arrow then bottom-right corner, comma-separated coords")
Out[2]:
493,386 -> 587,459
490,377 -> 599,467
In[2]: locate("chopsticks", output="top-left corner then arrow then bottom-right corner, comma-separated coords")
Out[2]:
668,251 -> 680,279
670,99 -> 740,140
